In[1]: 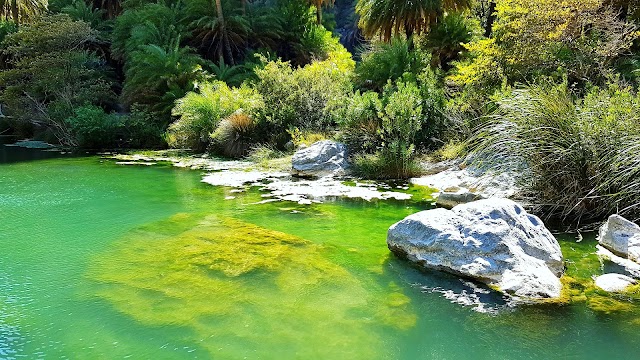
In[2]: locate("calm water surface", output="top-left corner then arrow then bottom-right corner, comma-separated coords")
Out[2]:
1,144 -> 639,359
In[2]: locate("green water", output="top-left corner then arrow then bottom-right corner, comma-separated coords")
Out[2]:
1,153 -> 640,359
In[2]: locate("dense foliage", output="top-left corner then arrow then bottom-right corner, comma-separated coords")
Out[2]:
0,15 -> 112,145
472,82 -> 640,225
1,0 -> 640,223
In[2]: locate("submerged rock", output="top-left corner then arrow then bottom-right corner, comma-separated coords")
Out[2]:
387,198 -> 564,299
292,140 -> 348,177
594,274 -> 637,292
598,215 -> 640,263
7,139 -> 56,149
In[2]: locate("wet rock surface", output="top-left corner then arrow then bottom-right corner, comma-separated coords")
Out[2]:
387,198 -> 564,299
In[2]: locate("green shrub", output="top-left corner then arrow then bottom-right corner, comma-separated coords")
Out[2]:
252,59 -> 298,135
336,91 -> 383,154
66,105 -> 124,148
378,81 -> 424,176
168,81 -> 264,151
352,152 -> 423,180
61,0 -> 110,32
253,51 -> 354,140
210,112 -> 257,158
339,80 -> 425,179
122,106 -> 166,149
471,82 -> 640,225
66,105 -> 165,149
354,37 -> 428,92
295,24 -> 341,64
287,127 -> 328,148
0,20 -> 17,44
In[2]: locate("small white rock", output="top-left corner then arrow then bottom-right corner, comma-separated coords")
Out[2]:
598,215 -> 640,263
594,274 -> 637,292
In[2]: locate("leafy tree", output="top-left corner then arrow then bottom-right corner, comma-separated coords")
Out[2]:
0,15 -> 112,145
356,0 -> 470,41
0,20 -> 17,68
451,0 -> 640,92
253,48 -> 354,140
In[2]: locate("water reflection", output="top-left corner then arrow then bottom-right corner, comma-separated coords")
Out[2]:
0,136 -> 68,164
385,257 -> 512,314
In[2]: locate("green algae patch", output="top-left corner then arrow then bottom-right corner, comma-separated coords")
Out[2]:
401,184 -> 437,205
87,213 -> 417,359
536,236 -> 640,317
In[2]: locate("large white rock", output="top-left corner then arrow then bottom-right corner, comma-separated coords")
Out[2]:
387,198 -> 564,299
292,140 -> 348,177
594,274 -> 636,292
598,215 -> 640,263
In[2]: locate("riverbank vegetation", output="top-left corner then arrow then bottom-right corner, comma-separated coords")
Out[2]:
1,0 -> 639,225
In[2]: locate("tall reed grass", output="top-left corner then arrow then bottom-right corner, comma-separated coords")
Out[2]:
471,82 -> 640,226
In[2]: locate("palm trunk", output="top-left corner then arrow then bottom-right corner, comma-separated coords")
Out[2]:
484,1 -> 496,37
405,22 -> 414,50
316,5 -> 322,24
0,0 -> 7,20
214,0 -> 234,65
11,0 -> 18,25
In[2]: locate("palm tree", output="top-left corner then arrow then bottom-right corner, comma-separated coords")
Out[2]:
91,0 -> 122,19
0,0 -> 46,25
188,0 -> 249,64
209,56 -> 249,86
245,4 -> 283,50
356,0 -> 470,41
123,41 -> 210,118
308,0 -> 334,24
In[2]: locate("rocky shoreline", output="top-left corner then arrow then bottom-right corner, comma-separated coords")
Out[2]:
110,141 -> 640,307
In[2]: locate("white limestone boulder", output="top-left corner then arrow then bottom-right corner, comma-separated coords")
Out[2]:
291,140 -> 348,177
598,215 -> 640,263
387,198 -> 564,299
594,274 -> 637,292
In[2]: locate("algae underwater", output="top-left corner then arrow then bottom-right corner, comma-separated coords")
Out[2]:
1,151 -> 640,359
